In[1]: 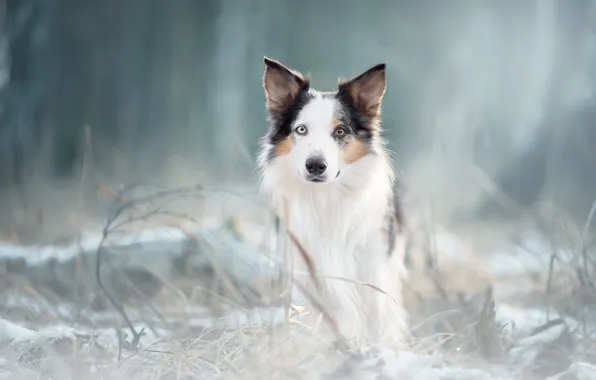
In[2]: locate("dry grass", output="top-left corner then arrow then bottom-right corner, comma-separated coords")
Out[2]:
3,185 -> 596,380
2,322 -> 379,380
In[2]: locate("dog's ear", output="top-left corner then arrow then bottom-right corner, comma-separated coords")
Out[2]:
339,63 -> 386,119
263,57 -> 308,116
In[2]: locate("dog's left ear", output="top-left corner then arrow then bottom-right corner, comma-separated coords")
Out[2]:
339,63 -> 386,119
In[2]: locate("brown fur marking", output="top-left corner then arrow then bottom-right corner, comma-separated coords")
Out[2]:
367,116 -> 382,132
342,138 -> 369,164
275,136 -> 293,157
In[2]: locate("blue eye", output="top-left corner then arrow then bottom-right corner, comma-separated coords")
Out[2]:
295,125 -> 308,135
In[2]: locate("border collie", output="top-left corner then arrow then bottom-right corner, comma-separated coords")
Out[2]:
257,57 -> 408,347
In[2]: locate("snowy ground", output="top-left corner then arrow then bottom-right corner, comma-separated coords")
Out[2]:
1,186 -> 596,379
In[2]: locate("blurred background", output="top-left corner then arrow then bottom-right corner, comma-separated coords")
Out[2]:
1,0 -> 596,243
1,1 -> 596,378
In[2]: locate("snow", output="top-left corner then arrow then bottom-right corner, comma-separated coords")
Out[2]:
0,317 -> 77,365
373,351 -> 506,380
495,303 -> 577,338
487,233 -> 574,277
0,218 -> 592,379
0,224 -> 209,266
188,307 -> 286,329
0,318 -> 40,342
568,362 -> 596,380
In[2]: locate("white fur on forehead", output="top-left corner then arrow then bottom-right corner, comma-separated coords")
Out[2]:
294,93 -> 339,128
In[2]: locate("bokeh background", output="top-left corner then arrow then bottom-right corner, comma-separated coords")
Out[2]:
2,1 -> 596,379
1,0 -> 596,243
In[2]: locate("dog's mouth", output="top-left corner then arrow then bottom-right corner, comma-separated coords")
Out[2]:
306,175 -> 326,183
305,171 -> 340,183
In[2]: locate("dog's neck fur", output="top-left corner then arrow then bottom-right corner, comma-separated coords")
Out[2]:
259,151 -> 394,254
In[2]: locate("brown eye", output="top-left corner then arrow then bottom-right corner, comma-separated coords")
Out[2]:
334,127 -> 346,137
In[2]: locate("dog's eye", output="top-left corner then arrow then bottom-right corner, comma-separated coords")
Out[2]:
295,125 -> 308,135
334,127 -> 346,137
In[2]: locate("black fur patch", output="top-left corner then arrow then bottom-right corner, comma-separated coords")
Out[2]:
265,84 -> 313,162
264,82 -> 380,162
334,88 -> 375,143
333,134 -> 352,147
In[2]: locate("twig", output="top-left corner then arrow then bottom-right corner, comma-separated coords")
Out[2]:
274,203 -> 346,347
96,230 -> 145,352
545,250 -> 557,320
286,230 -> 323,292
577,198 -> 596,297
291,280 -> 347,351
95,184 -> 204,353
580,199 -> 596,267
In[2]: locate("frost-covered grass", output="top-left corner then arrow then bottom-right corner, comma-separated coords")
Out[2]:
2,185 -> 596,379
1,301 -> 595,380
0,311 -> 528,380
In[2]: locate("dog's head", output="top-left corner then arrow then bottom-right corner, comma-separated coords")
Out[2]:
261,57 -> 387,184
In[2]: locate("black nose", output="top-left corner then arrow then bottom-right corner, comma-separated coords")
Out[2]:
305,157 -> 327,175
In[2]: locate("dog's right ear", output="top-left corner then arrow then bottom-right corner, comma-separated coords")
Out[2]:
263,57 -> 308,116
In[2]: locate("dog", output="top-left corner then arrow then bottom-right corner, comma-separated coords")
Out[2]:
257,57 -> 409,347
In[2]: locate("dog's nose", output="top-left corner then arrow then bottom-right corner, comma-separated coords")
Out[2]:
305,157 -> 327,175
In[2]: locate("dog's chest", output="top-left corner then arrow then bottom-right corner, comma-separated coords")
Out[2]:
281,189 -> 388,277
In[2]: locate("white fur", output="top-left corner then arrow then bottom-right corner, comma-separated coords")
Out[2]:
258,93 -> 408,348
291,95 -> 343,182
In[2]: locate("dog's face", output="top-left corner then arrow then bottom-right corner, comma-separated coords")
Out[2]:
261,58 -> 387,184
